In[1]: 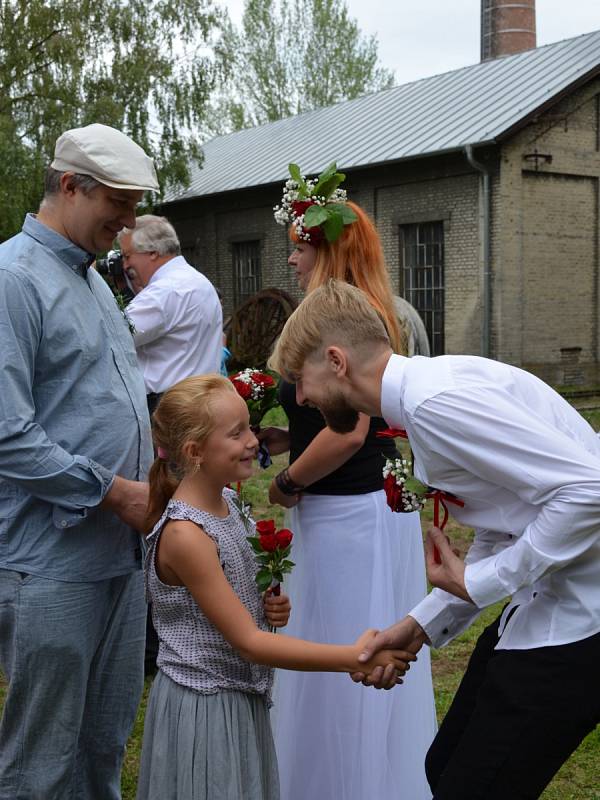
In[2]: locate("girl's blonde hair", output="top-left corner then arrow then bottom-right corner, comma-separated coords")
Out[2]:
291,201 -> 406,355
144,374 -> 236,533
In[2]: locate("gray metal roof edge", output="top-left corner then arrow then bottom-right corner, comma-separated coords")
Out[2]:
159,140 -> 500,209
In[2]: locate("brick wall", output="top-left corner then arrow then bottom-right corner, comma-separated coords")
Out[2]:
493,77 -> 600,383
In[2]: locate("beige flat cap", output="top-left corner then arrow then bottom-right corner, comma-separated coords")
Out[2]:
51,123 -> 159,192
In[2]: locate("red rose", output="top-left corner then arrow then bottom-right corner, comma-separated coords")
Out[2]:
383,473 -> 403,513
275,528 -> 293,549
291,200 -> 315,217
253,373 -> 275,387
256,519 -> 276,536
259,533 -> 279,552
232,379 -> 252,400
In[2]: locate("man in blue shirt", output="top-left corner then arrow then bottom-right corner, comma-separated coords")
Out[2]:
0,123 -> 159,799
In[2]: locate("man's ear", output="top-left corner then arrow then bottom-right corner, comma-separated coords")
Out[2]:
60,172 -> 78,198
325,345 -> 349,377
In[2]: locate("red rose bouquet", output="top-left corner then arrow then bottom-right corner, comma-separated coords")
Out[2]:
247,519 -> 295,597
230,368 -> 280,468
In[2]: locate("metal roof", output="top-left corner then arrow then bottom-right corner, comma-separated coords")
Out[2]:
165,29 -> 600,203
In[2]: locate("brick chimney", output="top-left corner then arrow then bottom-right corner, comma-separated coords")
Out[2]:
481,1 -> 537,61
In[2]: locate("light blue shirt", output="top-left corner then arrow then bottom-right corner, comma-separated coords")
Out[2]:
0,214 -> 153,581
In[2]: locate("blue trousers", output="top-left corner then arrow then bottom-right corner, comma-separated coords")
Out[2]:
0,570 -> 146,800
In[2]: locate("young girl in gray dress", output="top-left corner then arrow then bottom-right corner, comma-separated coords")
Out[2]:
135,374 -> 414,800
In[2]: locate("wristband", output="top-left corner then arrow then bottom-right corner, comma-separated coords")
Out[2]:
275,468 -> 305,496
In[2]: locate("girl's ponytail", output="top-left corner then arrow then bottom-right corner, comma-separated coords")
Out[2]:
144,458 -> 178,534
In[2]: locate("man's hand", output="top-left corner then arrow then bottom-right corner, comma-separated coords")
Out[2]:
350,616 -> 428,689
100,476 -> 149,531
426,526 -> 473,602
268,478 -> 301,509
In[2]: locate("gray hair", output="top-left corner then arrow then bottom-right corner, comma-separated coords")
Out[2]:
117,214 -> 180,256
43,167 -> 102,199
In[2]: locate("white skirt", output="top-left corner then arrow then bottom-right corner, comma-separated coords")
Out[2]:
271,490 -> 436,800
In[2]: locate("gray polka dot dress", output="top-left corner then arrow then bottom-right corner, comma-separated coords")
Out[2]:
136,490 -> 279,800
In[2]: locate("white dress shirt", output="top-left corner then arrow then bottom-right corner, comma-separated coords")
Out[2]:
381,354 -> 600,650
126,256 -> 223,394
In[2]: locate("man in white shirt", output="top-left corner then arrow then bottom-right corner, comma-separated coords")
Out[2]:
118,215 -> 222,413
269,280 -> 600,800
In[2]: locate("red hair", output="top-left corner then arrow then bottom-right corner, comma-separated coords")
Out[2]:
290,201 -> 405,354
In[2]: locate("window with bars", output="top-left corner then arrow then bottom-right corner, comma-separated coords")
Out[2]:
399,221 -> 445,356
232,241 -> 262,306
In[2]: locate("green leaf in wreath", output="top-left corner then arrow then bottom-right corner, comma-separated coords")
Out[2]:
288,163 -> 308,197
337,204 -> 358,224
322,210 -> 344,242
312,163 -> 341,197
303,204 -> 328,227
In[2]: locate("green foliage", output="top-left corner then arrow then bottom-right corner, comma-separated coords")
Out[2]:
207,0 -> 394,133
0,0 -> 227,241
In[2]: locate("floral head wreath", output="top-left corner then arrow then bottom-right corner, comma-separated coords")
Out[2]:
273,162 -> 358,245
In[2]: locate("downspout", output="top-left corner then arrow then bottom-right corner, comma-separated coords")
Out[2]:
464,144 -> 492,358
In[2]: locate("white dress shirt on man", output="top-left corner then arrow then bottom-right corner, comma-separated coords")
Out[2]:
380,353 -> 600,651
126,256 -> 223,393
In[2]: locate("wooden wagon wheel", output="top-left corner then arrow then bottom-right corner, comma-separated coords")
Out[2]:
225,288 -> 298,371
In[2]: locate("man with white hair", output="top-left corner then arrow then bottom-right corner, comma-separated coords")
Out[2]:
0,123 -> 158,799
118,215 -> 223,415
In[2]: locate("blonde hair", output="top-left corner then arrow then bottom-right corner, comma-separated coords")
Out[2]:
144,374 -> 236,533
291,201 -> 406,354
269,280 -> 390,380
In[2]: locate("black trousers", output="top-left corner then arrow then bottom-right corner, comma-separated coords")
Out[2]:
426,611 -> 600,799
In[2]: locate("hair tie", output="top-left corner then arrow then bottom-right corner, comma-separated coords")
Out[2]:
157,446 -> 169,461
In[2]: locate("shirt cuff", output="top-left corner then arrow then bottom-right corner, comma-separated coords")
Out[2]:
464,555 -> 509,608
52,459 -> 115,530
409,593 -> 462,649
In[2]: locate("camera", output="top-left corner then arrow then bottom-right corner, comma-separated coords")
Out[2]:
96,249 -> 124,280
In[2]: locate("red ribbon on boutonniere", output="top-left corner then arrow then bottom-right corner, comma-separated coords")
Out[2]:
376,427 -> 409,440
425,489 -> 465,532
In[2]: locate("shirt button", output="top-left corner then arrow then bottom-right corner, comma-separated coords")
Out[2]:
442,628 -> 449,635
60,520 -> 68,528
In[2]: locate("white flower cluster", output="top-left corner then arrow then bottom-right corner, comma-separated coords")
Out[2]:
382,457 -> 426,513
234,368 -> 267,401
273,176 -> 348,240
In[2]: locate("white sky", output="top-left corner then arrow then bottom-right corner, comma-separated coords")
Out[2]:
220,0 -> 600,84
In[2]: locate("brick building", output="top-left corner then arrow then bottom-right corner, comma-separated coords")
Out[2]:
162,22 -> 600,385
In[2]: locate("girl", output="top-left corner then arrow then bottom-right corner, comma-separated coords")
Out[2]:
135,374 -> 414,800
262,165 -> 438,800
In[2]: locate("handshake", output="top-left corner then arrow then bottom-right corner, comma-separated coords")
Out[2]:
350,616 -> 429,690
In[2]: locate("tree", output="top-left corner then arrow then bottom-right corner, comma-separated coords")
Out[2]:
0,0 -> 226,241
207,0 -> 394,134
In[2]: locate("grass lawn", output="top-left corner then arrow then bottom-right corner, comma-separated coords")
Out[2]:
2,406 -> 599,798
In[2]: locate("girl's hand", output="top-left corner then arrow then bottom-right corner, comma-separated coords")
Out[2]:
269,478 -> 301,509
264,589 -> 291,628
352,629 -> 417,687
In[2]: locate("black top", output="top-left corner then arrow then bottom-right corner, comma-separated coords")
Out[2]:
279,380 -> 398,495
